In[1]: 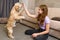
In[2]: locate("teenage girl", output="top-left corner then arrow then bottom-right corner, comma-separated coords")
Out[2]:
24,4 -> 50,40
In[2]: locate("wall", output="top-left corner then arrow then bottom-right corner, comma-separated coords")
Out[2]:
19,0 -> 60,22
35,0 -> 60,8
35,0 -> 60,18
48,8 -> 60,18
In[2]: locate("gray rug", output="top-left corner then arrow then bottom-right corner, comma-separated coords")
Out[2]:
0,23 -> 58,40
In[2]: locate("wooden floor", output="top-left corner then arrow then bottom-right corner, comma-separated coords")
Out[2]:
0,23 -> 58,40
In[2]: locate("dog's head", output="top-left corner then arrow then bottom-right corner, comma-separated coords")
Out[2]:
14,2 -> 23,12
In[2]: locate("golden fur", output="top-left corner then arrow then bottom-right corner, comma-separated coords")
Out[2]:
6,3 -> 25,39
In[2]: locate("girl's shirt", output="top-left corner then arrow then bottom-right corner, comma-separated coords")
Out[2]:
38,16 -> 50,30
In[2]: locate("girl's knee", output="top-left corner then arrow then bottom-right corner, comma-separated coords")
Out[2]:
25,29 -> 33,35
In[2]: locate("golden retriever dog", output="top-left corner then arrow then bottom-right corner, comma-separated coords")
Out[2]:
6,2 -> 25,39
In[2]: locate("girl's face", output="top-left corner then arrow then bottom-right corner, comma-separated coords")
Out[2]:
38,8 -> 43,14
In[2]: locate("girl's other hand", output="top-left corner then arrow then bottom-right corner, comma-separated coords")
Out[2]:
32,33 -> 39,38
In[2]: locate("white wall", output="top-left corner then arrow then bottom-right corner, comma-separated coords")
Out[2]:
48,8 -> 60,18
19,0 -> 35,13
35,0 -> 60,8
19,0 -> 60,22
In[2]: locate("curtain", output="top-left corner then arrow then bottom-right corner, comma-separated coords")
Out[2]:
0,0 -> 19,18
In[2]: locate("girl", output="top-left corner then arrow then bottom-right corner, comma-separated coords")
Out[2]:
24,4 -> 50,40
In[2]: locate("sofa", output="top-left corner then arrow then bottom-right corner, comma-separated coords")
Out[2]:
49,17 -> 60,39
50,17 -> 60,31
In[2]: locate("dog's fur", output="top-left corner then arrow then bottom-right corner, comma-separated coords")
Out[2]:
6,3 -> 25,39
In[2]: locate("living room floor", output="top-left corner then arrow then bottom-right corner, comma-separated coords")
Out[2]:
0,23 -> 58,40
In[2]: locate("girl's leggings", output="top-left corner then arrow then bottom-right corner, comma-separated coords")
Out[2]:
25,28 -> 49,40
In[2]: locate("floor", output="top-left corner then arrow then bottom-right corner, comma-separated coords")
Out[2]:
0,23 -> 58,40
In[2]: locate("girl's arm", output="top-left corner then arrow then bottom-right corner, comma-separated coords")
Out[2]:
34,24 -> 50,35
32,23 -> 50,37
24,4 -> 38,18
38,23 -> 50,35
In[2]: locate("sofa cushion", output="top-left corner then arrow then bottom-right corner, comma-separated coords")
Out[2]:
51,17 -> 60,21
50,20 -> 60,31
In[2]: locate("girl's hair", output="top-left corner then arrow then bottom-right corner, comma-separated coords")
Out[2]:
37,5 -> 48,25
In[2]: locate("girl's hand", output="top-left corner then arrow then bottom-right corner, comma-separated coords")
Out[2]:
23,3 -> 27,9
21,3 -> 24,7
32,33 -> 39,38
